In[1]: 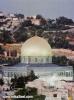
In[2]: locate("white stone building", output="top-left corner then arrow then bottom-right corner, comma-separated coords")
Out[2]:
0,36 -> 73,86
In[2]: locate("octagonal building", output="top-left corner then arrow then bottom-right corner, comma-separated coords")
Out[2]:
0,36 -> 73,85
21,36 -> 52,64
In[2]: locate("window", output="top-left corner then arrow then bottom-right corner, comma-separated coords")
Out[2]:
24,57 -> 25,62
28,57 -> 31,63
35,58 -> 37,63
66,72 -> 69,77
59,72 -> 63,76
53,94 -> 57,97
46,57 -> 49,63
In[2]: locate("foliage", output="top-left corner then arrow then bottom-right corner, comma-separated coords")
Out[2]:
36,14 -> 43,19
15,87 -> 45,100
52,56 -> 68,66
15,14 -> 24,19
12,71 -> 44,100
48,32 -> 69,49
0,30 -> 13,43
14,26 -> 28,42
27,70 -> 38,81
0,45 -> 5,54
0,78 -> 4,86
11,70 -> 38,89
0,15 -> 74,51
11,76 -> 25,89
56,16 -> 74,25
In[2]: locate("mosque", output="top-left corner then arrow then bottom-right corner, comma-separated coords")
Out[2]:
0,36 -> 73,86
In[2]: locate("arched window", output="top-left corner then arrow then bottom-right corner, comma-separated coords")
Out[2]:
61,72 -> 63,76
28,57 -> 31,63
46,57 -> 49,63
66,72 -> 69,77
7,50 -> 9,56
59,72 -> 64,76
35,57 -> 37,63
71,71 -> 73,77
24,57 -> 25,62
68,72 -> 71,77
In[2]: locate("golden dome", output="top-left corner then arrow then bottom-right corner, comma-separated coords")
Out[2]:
21,36 -> 52,57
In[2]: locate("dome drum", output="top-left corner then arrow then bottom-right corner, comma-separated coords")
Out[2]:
21,56 -> 52,64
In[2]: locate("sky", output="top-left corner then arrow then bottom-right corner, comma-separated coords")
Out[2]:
0,0 -> 74,19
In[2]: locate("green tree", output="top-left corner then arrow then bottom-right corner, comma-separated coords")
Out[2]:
14,31 -> 28,42
11,71 -> 38,89
0,46 -> 5,54
27,70 -> 38,81
52,56 -> 68,66
0,79 -> 4,86
11,76 -> 25,89
15,87 -> 45,100
36,14 -> 43,19
15,14 -> 24,19
2,30 -> 13,43
56,16 -> 74,25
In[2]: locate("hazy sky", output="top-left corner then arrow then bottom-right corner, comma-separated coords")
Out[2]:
0,0 -> 74,19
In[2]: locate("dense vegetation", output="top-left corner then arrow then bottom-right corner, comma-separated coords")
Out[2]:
52,56 -> 68,66
0,16 -> 74,50
10,71 -> 45,100
0,78 -> 4,86
11,70 -> 38,89
15,88 -> 45,100
14,15 -> 74,49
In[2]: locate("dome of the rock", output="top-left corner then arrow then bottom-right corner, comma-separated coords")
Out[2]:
21,36 -> 52,56
21,36 -> 52,63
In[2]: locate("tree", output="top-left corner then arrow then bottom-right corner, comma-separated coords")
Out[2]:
36,14 -> 43,19
0,79 -> 4,86
47,19 -> 55,28
11,71 -> 38,89
15,87 -> 26,96
56,16 -> 74,25
15,14 -> 24,19
48,32 -> 69,49
2,30 -> 13,43
14,31 -> 28,42
11,76 -> 25,89
16,76 -> 25,88
52,56 -> 68,66
0,46 -> 5,54
15,87 -> 45,100
22,20 -> 32,27
27,70 -> 38,81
